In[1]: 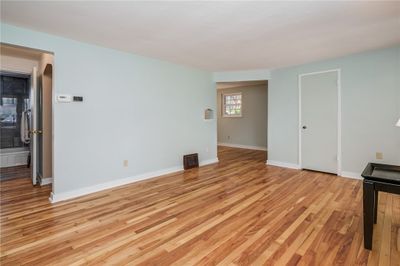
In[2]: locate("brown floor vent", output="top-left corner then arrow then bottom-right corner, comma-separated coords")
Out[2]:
183,153 -> 199,170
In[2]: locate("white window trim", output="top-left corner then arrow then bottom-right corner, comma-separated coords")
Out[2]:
222,92 -> 242,118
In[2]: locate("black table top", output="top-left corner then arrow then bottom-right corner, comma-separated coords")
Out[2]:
362,163 -> 400,185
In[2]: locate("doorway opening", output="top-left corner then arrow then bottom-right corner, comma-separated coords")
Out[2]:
0,44 -> 54,192
216,80 -> 268,163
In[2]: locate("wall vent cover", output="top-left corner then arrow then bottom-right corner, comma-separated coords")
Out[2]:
183,153 -> 199,170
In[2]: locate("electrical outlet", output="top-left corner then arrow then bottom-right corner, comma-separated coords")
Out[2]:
227,135 -> 230,140
123,160 -> 129,167
205,147 -> 209,152
376,152 -> 383,160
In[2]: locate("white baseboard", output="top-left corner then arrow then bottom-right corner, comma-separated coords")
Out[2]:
50,166 -> 183,203
200,158 -> 219,166
218,143 -> 267,151
40,177 -> 53,186
266,160 -> 300,169
49,157 -> 219,203
265,160 -> 362,180
340,171 -> 362,180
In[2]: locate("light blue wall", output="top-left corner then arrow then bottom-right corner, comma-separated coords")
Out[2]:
1,23 -> 217,195
269,46 -> 400,174
213,69 -> 271,82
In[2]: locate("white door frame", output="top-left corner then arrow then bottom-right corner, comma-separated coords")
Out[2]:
30,67 -> 38,185
298,68 -> 341,175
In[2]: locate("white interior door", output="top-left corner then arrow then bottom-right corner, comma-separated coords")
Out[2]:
300,70 -> 338,174
30,67 -> 38,185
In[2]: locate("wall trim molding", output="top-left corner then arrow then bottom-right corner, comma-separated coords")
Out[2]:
218,143 -> 267,151
216,83 -> 267,90
340,171 -> 362,180
49,158 -> 219,203
266,160 -> 300,169
266,161 -> 362,181
199,157 -> 219,166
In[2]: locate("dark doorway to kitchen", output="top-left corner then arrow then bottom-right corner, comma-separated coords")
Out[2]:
0,72 -> 30,149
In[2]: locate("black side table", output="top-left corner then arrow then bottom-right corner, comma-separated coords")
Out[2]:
361,163 -> 400,250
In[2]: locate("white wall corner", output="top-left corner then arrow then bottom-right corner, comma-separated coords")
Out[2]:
340,171 -> 362,180
266,160 -> 301,169
218,142 -> 267,151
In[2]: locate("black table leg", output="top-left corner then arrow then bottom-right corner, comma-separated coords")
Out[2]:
363,180 -> 374,250
374,190 -> 378,224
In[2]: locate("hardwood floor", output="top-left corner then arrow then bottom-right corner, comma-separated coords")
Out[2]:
1,146 -> 399,265
0,165 -> 31,181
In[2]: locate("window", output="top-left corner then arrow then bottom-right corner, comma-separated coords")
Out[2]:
222,93 -> 242,117
0,97 -> 17,127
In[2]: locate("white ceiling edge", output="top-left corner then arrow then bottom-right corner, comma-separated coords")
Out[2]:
213,43 -> 400,82
0,1 -> 400,71
2,1 -> 399,72
213,69 -> 271,82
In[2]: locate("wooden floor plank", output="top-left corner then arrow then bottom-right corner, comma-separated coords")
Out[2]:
1,146 -> 399,265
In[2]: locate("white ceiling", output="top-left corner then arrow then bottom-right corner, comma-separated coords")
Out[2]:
1,1 -> 399,71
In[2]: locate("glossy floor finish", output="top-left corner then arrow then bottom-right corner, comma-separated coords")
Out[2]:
0,165 -> 30,181
1,146 -> 399,265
